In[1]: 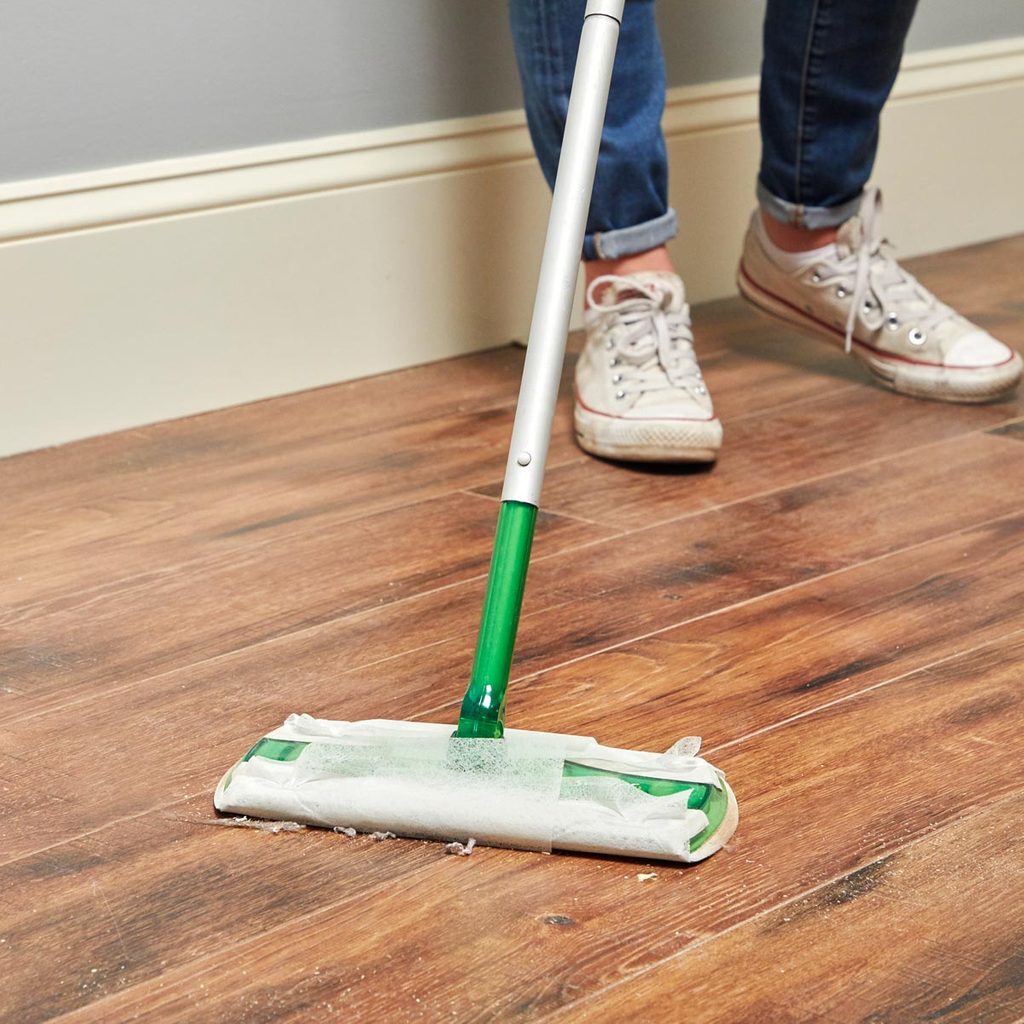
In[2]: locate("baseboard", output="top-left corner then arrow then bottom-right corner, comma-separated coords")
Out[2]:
2,37 -> 1022,455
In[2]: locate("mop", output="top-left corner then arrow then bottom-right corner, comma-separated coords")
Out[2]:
214,0 -> 738,863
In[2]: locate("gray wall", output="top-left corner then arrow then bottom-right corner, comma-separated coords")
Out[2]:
3,0 -> 1022,183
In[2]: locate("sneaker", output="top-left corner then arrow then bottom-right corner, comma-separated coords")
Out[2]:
573,272 -> 722,462
737,188 -> 1022,403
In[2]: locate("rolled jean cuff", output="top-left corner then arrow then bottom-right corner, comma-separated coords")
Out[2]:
583,208 -> 678,261
757,181 -> 863,230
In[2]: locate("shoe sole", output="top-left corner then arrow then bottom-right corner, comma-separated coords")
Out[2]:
574,401 -> 722,463
737,263 -> 1023,404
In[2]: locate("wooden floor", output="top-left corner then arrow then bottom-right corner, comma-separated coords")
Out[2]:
2,236 -> 1023,1024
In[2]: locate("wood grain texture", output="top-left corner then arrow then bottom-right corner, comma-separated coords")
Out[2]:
3,422 -> 1019,728
1,236 -> 1021,1023
23,634 -> 1022,1024
3,517 -> 1022,1020
566,796 -> 1024,1024
1,325 -> 851,613
0,493 -> 610,723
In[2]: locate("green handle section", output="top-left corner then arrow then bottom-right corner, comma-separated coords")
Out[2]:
456,500 -> 537,738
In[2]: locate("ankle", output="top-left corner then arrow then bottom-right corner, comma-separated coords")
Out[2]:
760,209 -> 838,253
584,246 -> 676,307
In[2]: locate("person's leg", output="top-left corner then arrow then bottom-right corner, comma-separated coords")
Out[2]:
509,0 -> 676,299
509,0 -> 721,461
757,0 -> 918,239
739,0 -> 1021,402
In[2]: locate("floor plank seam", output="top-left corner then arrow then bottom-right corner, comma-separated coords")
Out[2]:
412,507 -> 1024,726
460,381 -> 874,508
7,497 -> 1018,754
4,465 -> 610,620
9,393 -> 1012,641
40,757 -> 1024,1022
542,788 -> 1024,1023
5,529 -> 636,730
713,378 -> 864,422
704,624 -> 1024,756
618,414 -> 1024,537
0,801 -> 191,874
455,378 -> 876,506
45,853 -> 448,1024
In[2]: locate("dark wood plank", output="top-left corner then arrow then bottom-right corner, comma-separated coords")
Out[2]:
504,511 -> 1024,749
1,321 -> 854,615
1,403 -> 555,610
28,634 -> 1022,1024
4,416 -> 1019,729
0,808 -> 445,1024
0,493 -> 610,722
567,797 -> 1024,1024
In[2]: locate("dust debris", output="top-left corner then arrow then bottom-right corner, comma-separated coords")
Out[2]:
203,816 -> 305,833
636,872 -> 658,882
332,826 -> 357,837
369,831 -> 398,841
444,838 -> 477,856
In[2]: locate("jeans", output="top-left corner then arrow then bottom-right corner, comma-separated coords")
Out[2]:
509,0 -> 920,259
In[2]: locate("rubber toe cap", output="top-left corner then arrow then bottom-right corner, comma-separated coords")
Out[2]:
945,331 -> 1013,368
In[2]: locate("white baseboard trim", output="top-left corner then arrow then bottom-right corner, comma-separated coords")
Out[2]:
2,37 -> 1023,455
3,37 -> 1021,244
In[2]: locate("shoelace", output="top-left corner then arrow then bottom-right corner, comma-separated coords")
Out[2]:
813,188 -> 955,353
585,275 -> 705,398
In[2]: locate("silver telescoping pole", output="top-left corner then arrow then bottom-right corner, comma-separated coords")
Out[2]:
500,0 -> 625,506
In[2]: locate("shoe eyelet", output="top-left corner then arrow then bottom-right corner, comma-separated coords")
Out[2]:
886,313 -> 900,331
615,390 -> 627,400
811,271 -> 822,284
836,286 -> 848,299
908,328 -> 926,346
609,357 -> 619,367
863,300 -> 875,313
696,384 -> 707,395
605,338 -> 615,350
612,373 -> 622,384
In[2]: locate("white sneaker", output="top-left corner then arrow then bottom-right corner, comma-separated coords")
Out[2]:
573,272 -> 722,462
737,188 -> 1022,403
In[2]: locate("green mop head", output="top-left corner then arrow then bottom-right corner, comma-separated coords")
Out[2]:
214,715 -> 737,862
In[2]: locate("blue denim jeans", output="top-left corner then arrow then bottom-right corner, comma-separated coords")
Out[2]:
509,0 -> 919,259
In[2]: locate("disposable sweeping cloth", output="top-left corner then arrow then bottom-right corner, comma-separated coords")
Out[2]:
215,715 -> 735,862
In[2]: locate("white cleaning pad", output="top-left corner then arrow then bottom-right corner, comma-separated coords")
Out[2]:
214,715 -> 736,862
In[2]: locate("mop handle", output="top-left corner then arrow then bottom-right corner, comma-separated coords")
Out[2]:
503,0 -> 624,507
456,0 -> 624,739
